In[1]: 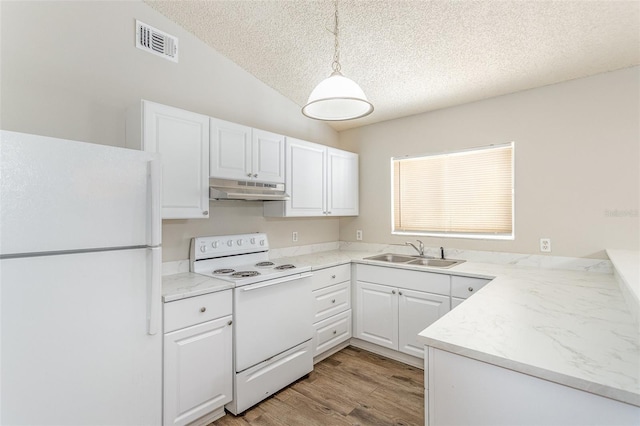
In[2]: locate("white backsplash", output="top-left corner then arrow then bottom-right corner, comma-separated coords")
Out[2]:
164,240 -> 613,276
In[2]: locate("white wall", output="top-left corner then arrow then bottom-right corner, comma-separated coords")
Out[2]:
339,67 -> 640,259
0,1 -> 340,261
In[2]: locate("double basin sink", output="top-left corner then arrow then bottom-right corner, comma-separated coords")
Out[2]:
363,253 -> 465,269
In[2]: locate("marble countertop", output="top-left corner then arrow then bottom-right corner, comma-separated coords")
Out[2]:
273,249 -> 640,407
162,247 -> 639,406
162,272 -> 233,302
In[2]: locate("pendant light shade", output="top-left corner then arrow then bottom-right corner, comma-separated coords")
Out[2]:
302,71 -> 373,121
302,1 -> 373,121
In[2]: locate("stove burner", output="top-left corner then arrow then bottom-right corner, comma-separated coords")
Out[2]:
275,264 -> 296,270
231,271 -> 261,278
213,268 -> 235,274
255,261 -> 275,267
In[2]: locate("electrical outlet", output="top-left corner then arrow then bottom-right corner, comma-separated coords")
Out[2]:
540,238 -> 551,252
292,231 -> 298,242
356,230 -> 363,241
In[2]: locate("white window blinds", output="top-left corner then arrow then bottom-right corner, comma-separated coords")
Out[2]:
392,143 -> 514,239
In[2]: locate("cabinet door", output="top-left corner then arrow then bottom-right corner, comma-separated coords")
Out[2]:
284,138 -> 326,216
164,316 -> 232,426
252,129 -> 285,183
398,289 -> 450,359
209,117 -> 252,180
143,101 -> 209,219
326,148 -> 359,216
355,281 -> 398,349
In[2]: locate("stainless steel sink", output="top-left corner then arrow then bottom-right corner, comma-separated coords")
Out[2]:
364,253 -> 465,268
364,253 -> 416,263
407,258 -> 465,268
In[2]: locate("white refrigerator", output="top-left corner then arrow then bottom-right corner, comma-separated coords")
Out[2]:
0,131 -> 163,425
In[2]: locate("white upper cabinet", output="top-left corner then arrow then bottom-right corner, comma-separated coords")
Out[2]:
264,138 -> 359,217
209,118 -> 285,183
327,148 -> 359,216
126,100 -> 210,219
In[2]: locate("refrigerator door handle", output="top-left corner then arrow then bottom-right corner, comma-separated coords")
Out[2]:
148,157 -> 162,247
147,247 -> 162,335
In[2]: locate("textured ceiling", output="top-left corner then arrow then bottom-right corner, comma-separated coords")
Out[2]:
146,0 -> 640,131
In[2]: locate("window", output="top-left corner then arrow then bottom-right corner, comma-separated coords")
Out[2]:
392,143 -> 514,239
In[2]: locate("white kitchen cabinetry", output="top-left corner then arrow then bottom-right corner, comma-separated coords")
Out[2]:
355,265 -> 450,359
263,137 -> 358,217
311,264 -> 352,360
126,100 -> 210,219
450,275 -> 491,309
209,117 -> 285,183
163,291 -> 233,426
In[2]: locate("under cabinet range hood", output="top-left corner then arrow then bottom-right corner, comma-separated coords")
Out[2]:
209,178 -> 290,201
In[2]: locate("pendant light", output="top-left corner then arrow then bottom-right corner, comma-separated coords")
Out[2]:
302,0 -> 373,121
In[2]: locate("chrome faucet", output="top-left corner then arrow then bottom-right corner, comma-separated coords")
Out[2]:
440,246 -> 445,260
406,240 -> 425,257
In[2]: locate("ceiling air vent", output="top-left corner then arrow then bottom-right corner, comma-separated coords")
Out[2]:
135,20 -> 178,63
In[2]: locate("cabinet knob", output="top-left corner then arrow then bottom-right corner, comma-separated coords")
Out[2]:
227,320 -> 233,326
331,299 -> 336,304
399,291 -> 403,296
468,287 -> 474,292
333,330 -> 337,335
392,290 -> 396,295
327,211 -> 332,215
200,307 -> 206,313
202,211 -> 208,215
247,173 -> 252,177
331,275 -> 336,279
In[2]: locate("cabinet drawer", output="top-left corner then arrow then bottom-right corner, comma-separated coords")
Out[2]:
451,276 -> 491,299
356,264 -> 450,296
164,290 -> 232,333
312,281 -> 350,323
311,264 -> 351,291
313,310 -> 351,356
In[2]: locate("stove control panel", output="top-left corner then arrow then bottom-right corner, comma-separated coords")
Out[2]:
190,233 -> 269,260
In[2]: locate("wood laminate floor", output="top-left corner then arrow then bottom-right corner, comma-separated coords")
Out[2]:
212,346 -> 424,426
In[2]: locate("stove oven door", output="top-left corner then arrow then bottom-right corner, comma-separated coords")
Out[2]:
234,272 -> 313,372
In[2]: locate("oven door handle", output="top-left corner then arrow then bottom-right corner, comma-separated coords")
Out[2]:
241,273 -> 313,291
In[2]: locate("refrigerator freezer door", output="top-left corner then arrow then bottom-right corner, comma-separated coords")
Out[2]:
0,248 -> 162,425
0,131 -> 157,256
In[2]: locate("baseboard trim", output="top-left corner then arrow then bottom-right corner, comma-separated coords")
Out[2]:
349,338 -> 424,369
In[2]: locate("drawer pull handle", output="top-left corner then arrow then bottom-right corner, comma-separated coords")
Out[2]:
392,290 -> 396,295
331,299 -> 336,304
228,320 -> 233,326
468,287 -> 474,292
200,307 -> 206,313
331,275 -> 336,279
333,330 -> 337,335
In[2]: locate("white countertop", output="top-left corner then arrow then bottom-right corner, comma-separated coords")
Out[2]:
273,249 -> 640,407
163,248 -> 639,407
162,272 -> 233,302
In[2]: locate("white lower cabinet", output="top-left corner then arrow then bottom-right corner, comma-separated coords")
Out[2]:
163,291 -> 232,426
311,264 -> 352,359
354,265 -> 451,359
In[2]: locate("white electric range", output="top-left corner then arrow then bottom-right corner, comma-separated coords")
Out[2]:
190,233 -> 313,415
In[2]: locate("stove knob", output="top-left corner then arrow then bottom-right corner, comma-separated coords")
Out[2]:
199,245 -> 207,253
250,237 -> 256,244
237,239 -> 243,246
211,241 -> 218,249
259,240 -> 265,246
227,240 -> 233,247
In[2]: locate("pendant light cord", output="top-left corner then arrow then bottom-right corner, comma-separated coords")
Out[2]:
331,0 -> 341,74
